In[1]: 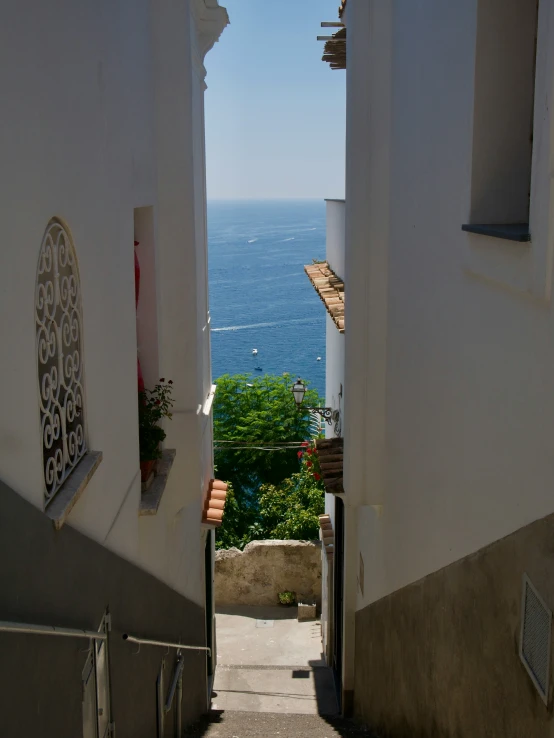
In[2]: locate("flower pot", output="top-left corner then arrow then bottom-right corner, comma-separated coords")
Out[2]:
140,459 -> 157,484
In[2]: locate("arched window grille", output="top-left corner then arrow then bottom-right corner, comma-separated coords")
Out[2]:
36,219 -> 86,505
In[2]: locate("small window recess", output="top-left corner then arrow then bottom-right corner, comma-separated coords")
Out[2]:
134,206 -> 176,516
462,0 -> 539,243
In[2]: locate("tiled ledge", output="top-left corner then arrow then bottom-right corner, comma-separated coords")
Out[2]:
139,449 -> 176,516
46,451 -> 103,531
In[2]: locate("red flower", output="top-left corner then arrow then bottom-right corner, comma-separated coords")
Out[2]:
155,399 -> 161,405
306,448 -> 312,455
159,377 -> 165,383
168,380 -> 173,385
301,441 -> 309,447
306,460 -> 313,468
314,472 -> 321,481
297,451 -> 303,458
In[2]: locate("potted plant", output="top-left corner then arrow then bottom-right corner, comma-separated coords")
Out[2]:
278,591 -> 296,606
138,378 -> 174,483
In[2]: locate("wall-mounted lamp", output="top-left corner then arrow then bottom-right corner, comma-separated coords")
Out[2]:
291,378 -> 335,426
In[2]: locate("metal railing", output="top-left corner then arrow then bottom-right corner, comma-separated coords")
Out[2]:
0,620 -> 107,641
122,632 -> 211,656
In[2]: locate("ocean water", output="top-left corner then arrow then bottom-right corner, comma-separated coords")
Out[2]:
208,200 -> 326,397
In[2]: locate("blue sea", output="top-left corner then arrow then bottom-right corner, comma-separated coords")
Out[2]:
208,200 -> 326,397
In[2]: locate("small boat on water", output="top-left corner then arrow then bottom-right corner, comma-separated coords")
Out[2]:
252,348 -> 258,355
254,366 -> 263,371
317,357 -> 321,361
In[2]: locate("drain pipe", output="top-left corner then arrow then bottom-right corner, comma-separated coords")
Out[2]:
176,670 -> 183,738
163,654 -> 185,738
164,655 -> 184,714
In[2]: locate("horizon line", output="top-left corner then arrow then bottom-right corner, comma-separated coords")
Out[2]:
207,196 -> 343,202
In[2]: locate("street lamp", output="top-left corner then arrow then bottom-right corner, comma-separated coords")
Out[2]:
290,378 -> 334,425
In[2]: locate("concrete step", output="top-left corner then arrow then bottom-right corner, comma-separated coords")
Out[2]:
185,710 -> 374,737
212,665 -> 339,715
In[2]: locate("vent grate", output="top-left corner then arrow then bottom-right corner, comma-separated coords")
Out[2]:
520,574 -> 552,704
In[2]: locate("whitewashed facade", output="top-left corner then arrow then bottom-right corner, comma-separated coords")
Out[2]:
0,1 -> 227,734
317,0 -> 554,733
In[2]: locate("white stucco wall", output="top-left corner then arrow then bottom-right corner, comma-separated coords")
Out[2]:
0,0 -> 227,605
325,199 -> 346,280
345,0 -> 554,609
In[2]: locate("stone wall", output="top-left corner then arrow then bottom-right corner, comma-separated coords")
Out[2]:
215,540 -> 322,607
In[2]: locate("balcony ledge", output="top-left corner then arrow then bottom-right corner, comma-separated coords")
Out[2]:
139,449 -> 176,516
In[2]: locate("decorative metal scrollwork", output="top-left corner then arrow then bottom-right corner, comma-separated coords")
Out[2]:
36,219 -> 86,504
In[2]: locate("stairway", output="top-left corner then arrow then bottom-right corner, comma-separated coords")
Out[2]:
185,710 -> 374,737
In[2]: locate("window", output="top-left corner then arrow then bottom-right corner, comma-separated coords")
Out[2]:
36,218 -> 86,505
463,0 -> 539,241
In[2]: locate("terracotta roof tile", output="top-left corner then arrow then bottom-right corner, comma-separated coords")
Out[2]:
304,262 -> 345,333
316,437 -> 344,495
322,25 -> 346,70
319,514 -> 334,559
202,479 -> 229,527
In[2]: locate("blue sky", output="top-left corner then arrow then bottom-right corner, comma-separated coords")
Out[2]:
205,0 -> 345,200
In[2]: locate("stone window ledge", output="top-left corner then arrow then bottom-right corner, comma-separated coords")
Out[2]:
46,451 -> 103,531
461,223 -> 531,242
139,449 -> 176,516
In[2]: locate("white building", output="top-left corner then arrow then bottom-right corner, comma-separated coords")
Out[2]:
0,1 -> 227,735
315,0 -> 554,734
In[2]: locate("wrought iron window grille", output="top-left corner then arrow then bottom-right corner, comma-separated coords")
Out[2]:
36,219 -> 86,506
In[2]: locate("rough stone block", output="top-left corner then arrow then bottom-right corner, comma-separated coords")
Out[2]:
298,602 -> 317,621
215,540 -> 322,607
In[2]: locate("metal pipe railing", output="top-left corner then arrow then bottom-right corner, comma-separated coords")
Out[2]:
122,633 -> 211,656
0,620 -> 107,641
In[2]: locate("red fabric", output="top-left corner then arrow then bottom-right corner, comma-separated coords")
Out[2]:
134,243 -> 140,308
137,358 -> 145,393
134,242 -> 144,392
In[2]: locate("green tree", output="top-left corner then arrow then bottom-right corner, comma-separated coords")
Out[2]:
215,442 -> 325,550
213,373 -> 322,493
257,443 -> 325,540
213,373 -> 323,549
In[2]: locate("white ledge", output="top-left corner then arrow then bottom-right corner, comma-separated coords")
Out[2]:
203,384 -> 217,416
46,452 -> 103,531
139,449 -> 176,516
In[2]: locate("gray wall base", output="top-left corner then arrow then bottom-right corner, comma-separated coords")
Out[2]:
0,480 -> 206,738
354,512 -> 554,738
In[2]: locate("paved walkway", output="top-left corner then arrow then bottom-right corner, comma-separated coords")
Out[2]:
211,605 -> 338,716
185,711 -> 375,737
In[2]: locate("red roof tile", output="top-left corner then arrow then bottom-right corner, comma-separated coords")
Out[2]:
316,438 -> 344,495
322,27 -> 346,70
202,479 -> 229,527
304,262 -> 345,333
319,514 -> 334,559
